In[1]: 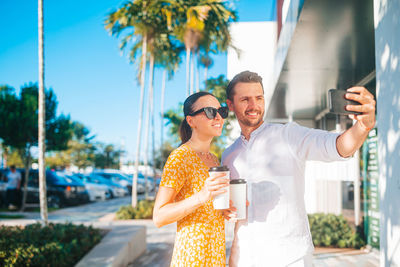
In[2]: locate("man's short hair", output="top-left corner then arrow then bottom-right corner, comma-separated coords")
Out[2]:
226,71 -> 264,101
10,165 -> 16,170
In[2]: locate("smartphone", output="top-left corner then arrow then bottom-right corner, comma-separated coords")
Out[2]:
328,89 -> 362,115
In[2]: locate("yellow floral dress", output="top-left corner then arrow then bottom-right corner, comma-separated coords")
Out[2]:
160,144 -> 225,267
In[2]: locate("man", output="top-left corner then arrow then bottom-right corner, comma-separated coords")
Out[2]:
222,71 -> 376,267
6,165 -> 21,210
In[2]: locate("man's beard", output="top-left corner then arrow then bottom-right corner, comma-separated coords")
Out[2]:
238,109 -> 264,127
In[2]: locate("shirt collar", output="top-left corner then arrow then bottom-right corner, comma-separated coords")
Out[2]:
240,121 -> 268,143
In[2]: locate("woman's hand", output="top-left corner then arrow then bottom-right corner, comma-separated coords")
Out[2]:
198,173 -> 229,204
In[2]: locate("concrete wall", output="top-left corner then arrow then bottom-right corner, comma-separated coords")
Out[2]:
374,0 -> 400,266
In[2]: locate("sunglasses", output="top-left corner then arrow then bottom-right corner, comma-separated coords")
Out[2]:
188,106 -> 229,119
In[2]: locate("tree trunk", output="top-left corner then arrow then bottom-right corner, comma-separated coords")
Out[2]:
196,50 -> 200,92
160,69 -> 166,170
204,66 -> 208,86
190,49 -> 195,95
38,0 -> 48,224
143,54 -> 154,199
20,150 -> 31,212
132,34 -> 148,208
150,57 -> 156,199
186,47 -> 191,97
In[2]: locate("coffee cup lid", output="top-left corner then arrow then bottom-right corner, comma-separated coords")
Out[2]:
230,179 -> 246,184
209,166 -> 229,172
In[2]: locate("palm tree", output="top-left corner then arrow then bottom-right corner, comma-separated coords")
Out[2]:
200,53 -> 213,83
143,26 -> 182,197
142,53 -> 154,199
105,0 -> 160,207
38,0 -> 48,225
198,0 -> 237,87
163,0 -> 211,96
154,34 -> 181,179
105,0 -> 170,206
162,0 -> 236,96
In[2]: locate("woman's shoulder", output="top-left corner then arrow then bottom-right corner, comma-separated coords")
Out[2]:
167,144 -> 194,162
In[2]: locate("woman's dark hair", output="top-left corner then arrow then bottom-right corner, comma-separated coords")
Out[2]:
179,91 -> 214,144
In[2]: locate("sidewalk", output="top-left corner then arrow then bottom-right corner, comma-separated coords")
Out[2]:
1,203 -> 380,267
129,220 -> 379,267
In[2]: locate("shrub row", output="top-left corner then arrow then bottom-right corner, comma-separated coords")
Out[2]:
116,200 -> 155,220
0,223 -> 102,266
116,203 -> 365,249
308,213 -> 365,249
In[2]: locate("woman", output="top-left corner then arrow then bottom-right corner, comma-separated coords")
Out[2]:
153,91 -> 230,266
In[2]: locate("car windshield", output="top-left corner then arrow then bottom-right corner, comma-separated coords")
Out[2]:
54,172 -> 81,184
88,174 -> 117,186
67,174 -> 84,184
47,172 -> 71,184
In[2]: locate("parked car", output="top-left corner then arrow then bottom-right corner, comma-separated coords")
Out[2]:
92,171 -> 134,194
57,172 -> 110,202
0,168 -> 90,208
0,170 -> 7,207
85,174 -> 128,198
124,173 -> 155,193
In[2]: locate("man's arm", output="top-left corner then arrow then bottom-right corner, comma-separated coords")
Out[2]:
336,87 -> 376,158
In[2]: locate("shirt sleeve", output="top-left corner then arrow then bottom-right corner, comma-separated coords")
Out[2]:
160,148 -> 187,192
285,122 -> 348,162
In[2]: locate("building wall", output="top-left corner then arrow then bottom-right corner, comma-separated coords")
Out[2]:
227,21 -> 277,104
226,21 -> 277,145
374,0 -> 400,266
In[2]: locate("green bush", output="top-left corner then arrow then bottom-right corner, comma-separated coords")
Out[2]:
0,223 -> 102,267
308,213 -> 365,249
116,200 -> 155,220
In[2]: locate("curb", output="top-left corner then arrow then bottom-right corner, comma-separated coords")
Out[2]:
76,223 -> 146,267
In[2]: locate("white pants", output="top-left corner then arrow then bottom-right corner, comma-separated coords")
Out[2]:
287,253 -> 313,267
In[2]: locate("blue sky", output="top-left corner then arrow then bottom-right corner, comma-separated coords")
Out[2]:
0,0 -> 276,161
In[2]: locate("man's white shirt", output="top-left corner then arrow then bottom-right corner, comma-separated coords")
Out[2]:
222,122 -> 347,267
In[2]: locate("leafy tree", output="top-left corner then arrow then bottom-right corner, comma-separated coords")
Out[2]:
164,104 -> 184,146
0,84 -> 73,210
154,141 -> 175,170
46,121 -> 96,170
3,149 -> 24,168
94,143 -> 124,169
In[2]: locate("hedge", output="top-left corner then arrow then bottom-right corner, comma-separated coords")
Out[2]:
0,223 -> 102,266
308,213 -> 365,249
116,200 -> 154,220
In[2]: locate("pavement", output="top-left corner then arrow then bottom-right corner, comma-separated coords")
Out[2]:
128,220 -> 379,267
0,196 -> 380,267
0,196 -> 136,224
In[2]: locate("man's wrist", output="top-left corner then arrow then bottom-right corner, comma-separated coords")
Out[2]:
357,122 -> 373,132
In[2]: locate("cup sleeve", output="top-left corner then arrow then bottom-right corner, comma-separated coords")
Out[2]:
160,150 -> 187,193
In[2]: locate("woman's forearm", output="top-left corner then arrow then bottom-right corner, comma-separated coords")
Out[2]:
153,192 -> 204,228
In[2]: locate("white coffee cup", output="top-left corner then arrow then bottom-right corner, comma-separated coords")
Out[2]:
230,179 -> 247,220
209,166 -> 230,209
